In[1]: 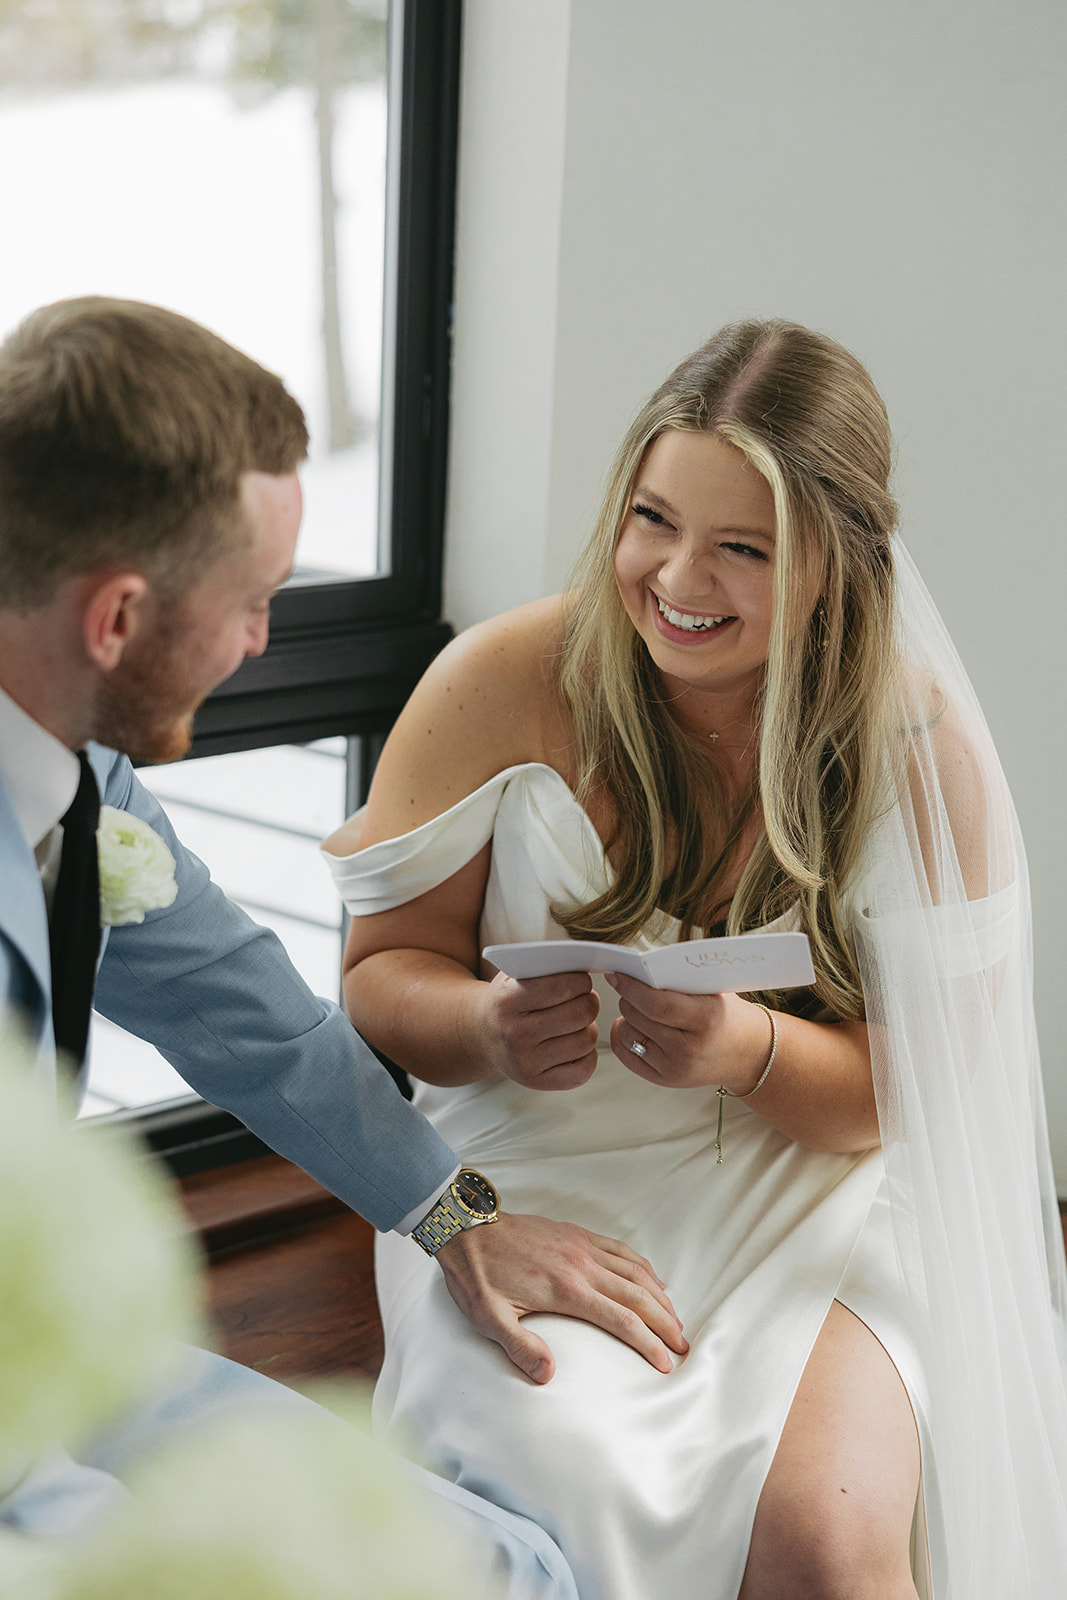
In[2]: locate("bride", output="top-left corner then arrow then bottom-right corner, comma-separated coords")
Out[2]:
323,320 -> 1067,1599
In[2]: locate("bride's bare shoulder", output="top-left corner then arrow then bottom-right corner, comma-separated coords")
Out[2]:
452,593 -> 570,677
423,594 -> 569,729
349,596 -> 572,845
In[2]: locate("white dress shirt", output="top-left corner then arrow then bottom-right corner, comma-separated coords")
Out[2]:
0,684 -> 80,906
395,1168 -> 459,1237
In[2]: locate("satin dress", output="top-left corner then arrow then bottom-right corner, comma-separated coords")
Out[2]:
324,763 -> 934,1600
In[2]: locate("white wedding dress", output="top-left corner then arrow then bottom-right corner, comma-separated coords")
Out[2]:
325,761 -> 936,1600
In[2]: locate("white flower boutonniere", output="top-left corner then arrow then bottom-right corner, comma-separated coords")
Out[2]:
97,806 -> 179,927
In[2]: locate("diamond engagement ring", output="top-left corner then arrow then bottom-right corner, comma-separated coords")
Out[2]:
630,1039 -> 648,1059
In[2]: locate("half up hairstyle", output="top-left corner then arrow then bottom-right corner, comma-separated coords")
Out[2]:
558,320 -> 901,1020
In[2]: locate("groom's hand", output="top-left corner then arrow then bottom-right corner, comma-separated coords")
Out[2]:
434,1213 -> 688,1383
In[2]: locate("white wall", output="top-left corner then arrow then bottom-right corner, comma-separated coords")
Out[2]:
446,0 -> 1067,1186
444,0 -> 572,621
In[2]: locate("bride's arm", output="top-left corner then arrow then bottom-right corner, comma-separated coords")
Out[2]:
334,602 -> 689,1377
340,599 -> 600,1090
607,979 -> 879,1153
344,861 -> 601,1090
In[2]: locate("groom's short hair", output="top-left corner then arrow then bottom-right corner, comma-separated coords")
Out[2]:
0,297 -> 309,607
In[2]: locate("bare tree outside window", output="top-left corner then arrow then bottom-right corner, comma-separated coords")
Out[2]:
212,0 -> 387,453
0,0 -> 387,465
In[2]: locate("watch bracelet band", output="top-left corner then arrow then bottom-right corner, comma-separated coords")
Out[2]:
412,1198 -> 469,1255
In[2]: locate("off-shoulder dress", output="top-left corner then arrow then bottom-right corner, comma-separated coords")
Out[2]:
324,762 -> 935,1600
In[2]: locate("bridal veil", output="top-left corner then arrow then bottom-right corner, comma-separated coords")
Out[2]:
861,542 -> 1067,1595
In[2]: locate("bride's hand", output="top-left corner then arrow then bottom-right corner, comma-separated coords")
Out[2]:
606,973 -> 772,1091
473,970 -> 600,1090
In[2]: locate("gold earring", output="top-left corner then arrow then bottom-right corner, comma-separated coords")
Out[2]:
814,600 -> 829,651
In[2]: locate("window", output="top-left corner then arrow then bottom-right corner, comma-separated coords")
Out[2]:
0,0 -> 462,1151
81,739 -> 352,1120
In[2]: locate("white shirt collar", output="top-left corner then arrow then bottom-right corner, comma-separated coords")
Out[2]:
0,684 -> 81,851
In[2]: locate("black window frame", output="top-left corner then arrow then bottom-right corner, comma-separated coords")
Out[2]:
190,0 -> 460,761
87,0 -> 462,1173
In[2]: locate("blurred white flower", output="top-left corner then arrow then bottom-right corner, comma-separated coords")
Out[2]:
0,1027 -> 497,1600
0,1528 -> 56,1600
0,1022 -> 199,1489
60,1396 -> 495,1600
96,808 -> 178,927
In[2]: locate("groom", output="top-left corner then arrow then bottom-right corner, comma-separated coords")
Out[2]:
0,299 -> 683,1582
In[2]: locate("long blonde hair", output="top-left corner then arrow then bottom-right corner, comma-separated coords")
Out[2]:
558,320 -> 901,1019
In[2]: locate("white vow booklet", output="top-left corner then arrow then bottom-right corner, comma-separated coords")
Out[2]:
482,932 -> 814,995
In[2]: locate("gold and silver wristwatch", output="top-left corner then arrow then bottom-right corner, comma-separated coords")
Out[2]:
412,1168 -> 500,1256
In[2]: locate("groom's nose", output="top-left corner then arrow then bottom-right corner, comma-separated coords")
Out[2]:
245,611 -> 270,659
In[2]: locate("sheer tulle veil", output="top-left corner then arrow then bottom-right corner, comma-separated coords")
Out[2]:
861,541 -> 1067,1595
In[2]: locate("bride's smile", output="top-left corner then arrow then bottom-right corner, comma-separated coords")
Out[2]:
652,595 -> 731,636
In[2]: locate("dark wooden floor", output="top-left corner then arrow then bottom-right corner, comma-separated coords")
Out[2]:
177,1152 -> 384,1386
177,1152 -> 1067,1393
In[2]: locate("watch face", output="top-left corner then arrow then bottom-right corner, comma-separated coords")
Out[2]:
452,1169 -> 498,1218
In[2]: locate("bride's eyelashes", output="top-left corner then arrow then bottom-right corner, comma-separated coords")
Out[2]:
631,504 -> 770,564
633,502 -> 670,528
722,542 -> 770,562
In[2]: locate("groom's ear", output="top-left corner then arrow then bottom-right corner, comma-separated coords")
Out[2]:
80,571 -> 150,673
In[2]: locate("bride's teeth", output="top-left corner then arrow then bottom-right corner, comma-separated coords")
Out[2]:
656,596 -> 725,631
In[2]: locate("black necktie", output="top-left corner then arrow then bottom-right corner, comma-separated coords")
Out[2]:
50,750 -> 102,1071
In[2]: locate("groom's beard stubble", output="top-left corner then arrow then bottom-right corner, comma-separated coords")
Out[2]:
92,611 -> 200,767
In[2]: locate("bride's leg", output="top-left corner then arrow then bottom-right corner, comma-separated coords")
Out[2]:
738,1300 -> 921,1600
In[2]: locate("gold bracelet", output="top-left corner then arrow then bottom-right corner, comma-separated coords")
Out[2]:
715,1003 -> 777,1165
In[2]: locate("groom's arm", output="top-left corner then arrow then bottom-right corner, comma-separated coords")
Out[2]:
91,750 -> 456,1230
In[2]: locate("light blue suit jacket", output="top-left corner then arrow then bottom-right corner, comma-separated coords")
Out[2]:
0,742 -> 457,1230
0,745 -> 584,1597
